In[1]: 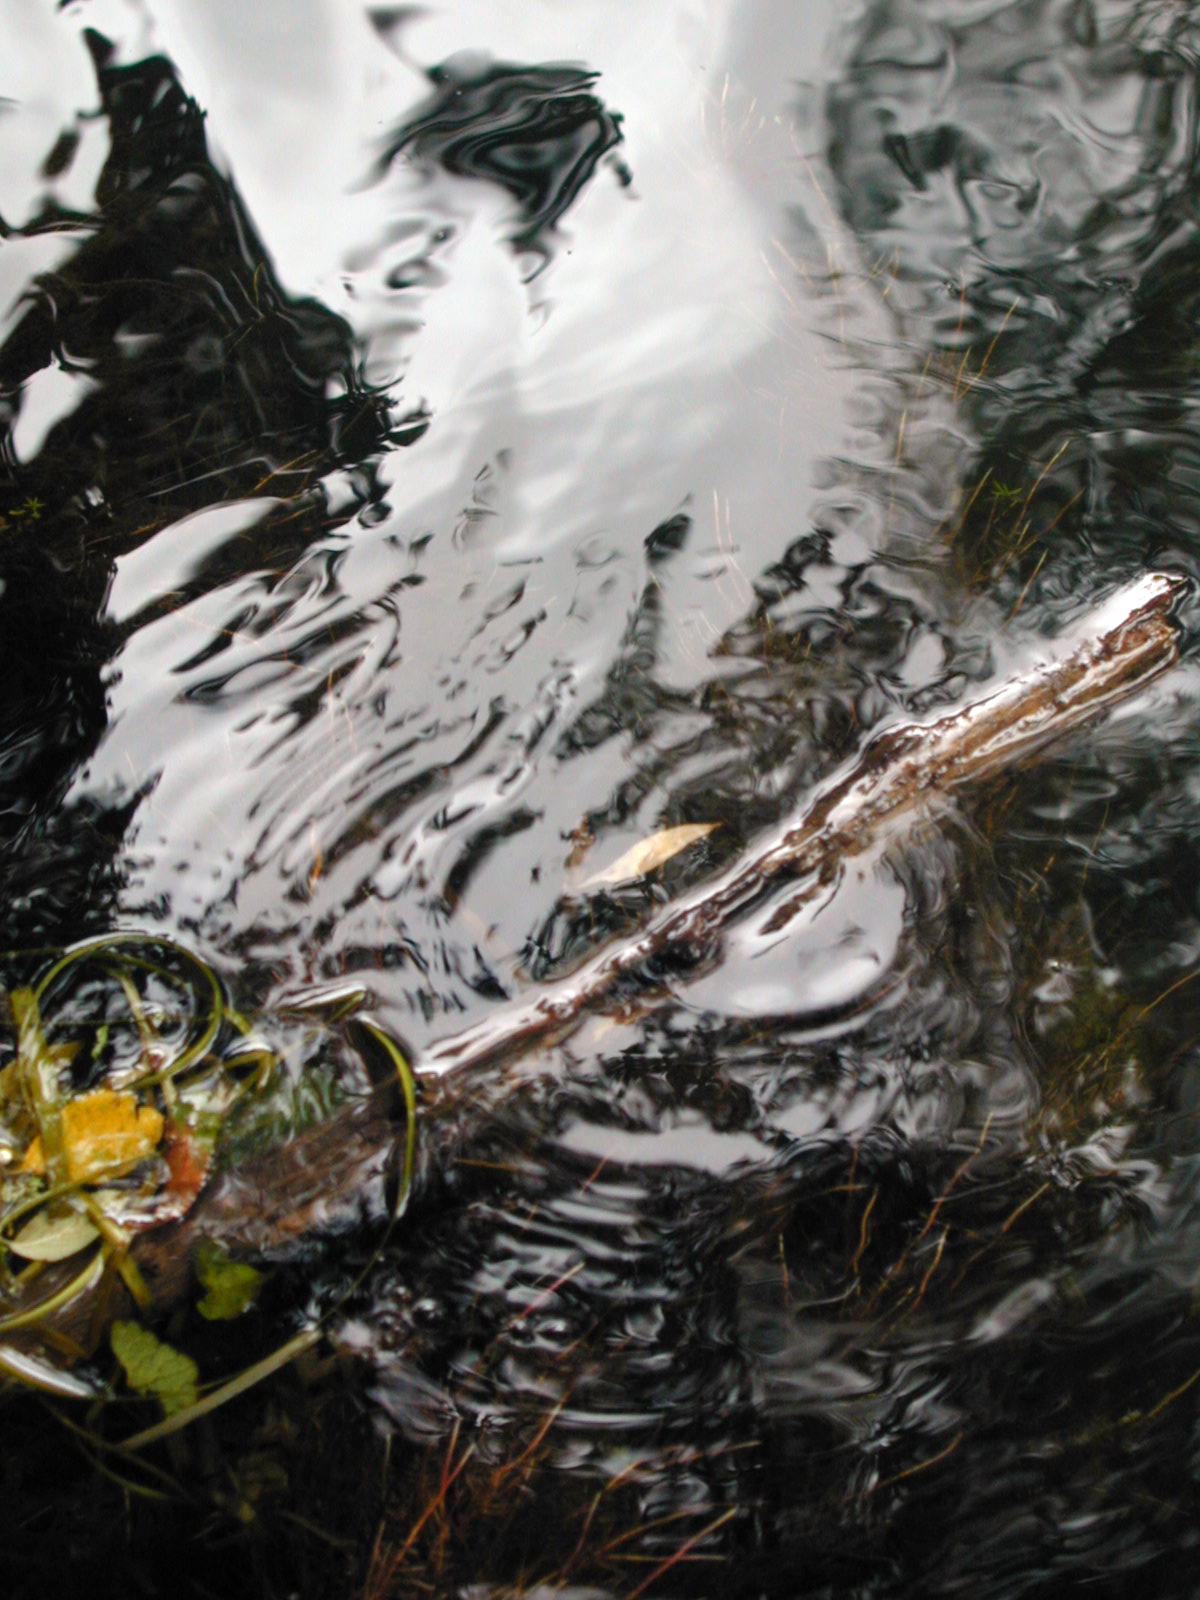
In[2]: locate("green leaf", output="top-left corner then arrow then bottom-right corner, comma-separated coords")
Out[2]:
111,1320 -> 199,1416
194,1239 -> 263,1321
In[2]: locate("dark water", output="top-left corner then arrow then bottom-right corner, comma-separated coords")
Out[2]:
4,1 -> 1200,1595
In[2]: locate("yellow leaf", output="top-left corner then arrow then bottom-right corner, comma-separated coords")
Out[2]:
582,823 -> 720,888
21,1089 -> 164,1184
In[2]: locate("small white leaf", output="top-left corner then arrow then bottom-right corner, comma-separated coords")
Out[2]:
8,1205 -> 99,1262
582,823 -> 720,888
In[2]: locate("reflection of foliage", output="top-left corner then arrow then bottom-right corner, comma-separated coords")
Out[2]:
1025,917 -> 1155,1149
380,56 -> 628,258
829,0 -> 1200,597
0,42 -> 404,888
0,47 -> 382,534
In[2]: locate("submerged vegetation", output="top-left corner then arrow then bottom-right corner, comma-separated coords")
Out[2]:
0,935 -> 415,1460
5,0 -> 1200,1596
0,936 -> 253,1367
0,579 -> 1190,1595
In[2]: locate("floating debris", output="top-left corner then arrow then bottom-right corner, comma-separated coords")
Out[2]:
0,933 -> 416,1418
427,571 -> 1188,1077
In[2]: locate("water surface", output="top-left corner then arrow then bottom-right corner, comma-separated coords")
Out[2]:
4,2 -> 1200,1596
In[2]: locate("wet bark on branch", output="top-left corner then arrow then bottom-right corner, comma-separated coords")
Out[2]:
7,571 -> 1190,1363
421,570 -> 1188,1078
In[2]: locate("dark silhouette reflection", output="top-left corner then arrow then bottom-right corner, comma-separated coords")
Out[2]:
7,6 -> 1200,1600
0,37 -> 633,942
378,53 -> 629,257
0,38 -> 379,522
14,1091 -> 1196,1599
0,34 -> 389,930
827,0 -> 1200,602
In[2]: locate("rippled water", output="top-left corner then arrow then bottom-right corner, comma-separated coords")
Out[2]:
5,1 -> 1200,1596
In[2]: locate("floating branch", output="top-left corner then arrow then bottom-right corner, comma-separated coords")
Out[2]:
422,570 -> 1188,1081
0,571 -> 1187,1380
